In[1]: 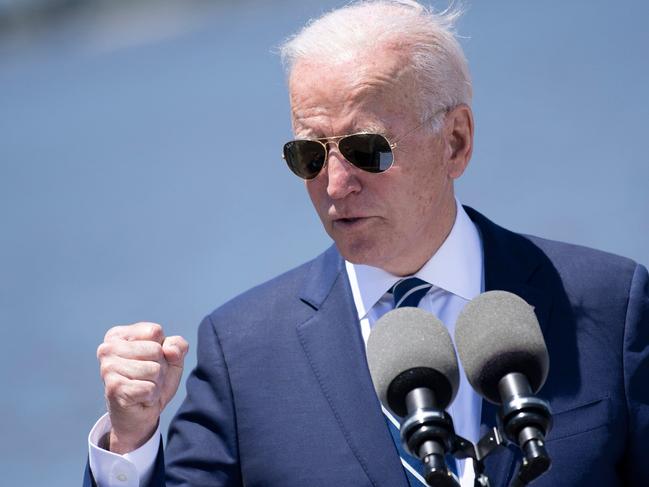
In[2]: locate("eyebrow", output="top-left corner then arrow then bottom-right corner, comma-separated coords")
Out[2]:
295,123 -> 389,140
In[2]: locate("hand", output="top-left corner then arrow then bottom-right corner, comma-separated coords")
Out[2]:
97,322 -> 189,454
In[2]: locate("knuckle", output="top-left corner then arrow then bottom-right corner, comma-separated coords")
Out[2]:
149,361 -> 162,380
96,343 -> 106,360
149,389 -> 161,405
104,375 -> 123,398
146,323 -> 163,340
144,381 -> 157,395
132,341 -> 160,361
173,336 -> 189,353
115,394 -> 131,409
140,382 -> 158,402
96,342 -> 114,360
99,360 -> 113,379
165,336 -> 189,358
104,325 -> 123,342
151,344 -> 164,361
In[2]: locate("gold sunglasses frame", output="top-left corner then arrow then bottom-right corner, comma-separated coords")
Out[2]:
282,107 -> 448,180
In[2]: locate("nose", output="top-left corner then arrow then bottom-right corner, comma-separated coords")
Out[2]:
324,146 -> 362,200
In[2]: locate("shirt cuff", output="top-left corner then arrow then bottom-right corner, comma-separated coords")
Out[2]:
88,413 -> 160,487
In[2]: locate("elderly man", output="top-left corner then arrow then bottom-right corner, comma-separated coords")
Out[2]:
84,1 -> 648,486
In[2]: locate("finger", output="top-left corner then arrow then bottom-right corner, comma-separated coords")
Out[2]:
104,322 -> 165,344
104,374 -> 161,409
162,336 -> 189,367
98,340 -> 164,362
100,357 -> 165,384
159,336 -> 188,406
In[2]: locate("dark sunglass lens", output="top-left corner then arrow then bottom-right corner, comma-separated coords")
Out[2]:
338,134 -> 393,173
283,140 -> 326,179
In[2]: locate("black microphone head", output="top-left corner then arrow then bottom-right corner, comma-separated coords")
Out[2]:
366,307 -> 459,417
454,290 -> 549,404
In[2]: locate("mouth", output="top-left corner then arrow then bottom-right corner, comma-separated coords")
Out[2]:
332,216 -> 372,228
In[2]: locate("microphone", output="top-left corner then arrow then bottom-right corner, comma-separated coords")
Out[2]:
367,307 -> 461,486
455,291 -> 552,485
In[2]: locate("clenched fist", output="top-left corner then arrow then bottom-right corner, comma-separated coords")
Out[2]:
97,322 -> 189,454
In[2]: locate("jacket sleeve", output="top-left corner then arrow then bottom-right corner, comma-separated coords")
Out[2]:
83,458 -> 97,487
162,314 -> 242,487
622,263 -> 649,483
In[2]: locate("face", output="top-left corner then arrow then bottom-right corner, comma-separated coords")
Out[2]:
289,50 -> 472,276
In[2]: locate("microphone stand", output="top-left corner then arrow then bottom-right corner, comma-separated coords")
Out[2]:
399,387 -> 461,487
498,373 -> 552,486
462,373 -> 554,487
398,387 -> 494,487
460,417 -> 552,487
397,383 -> 552,487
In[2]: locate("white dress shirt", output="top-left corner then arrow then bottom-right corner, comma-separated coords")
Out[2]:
88,414 -> 159,487
89,201 -> 484,487
345,201 -> 484,487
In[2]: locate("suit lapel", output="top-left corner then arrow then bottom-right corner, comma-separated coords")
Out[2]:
293,209 -> 556,487
296,246 -> 408,487
467,207 -> 553,487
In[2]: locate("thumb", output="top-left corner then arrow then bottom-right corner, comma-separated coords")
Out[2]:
160,336 -> 189,405
162,335 -> 189,367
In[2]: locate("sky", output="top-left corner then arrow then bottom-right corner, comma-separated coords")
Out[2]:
1,1 -> 647,485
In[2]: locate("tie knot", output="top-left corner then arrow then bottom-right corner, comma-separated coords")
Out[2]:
390,277 -> 433,309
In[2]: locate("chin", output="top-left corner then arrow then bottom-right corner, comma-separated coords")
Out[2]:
334,240 -> 388,268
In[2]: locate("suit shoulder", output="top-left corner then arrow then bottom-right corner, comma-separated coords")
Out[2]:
525,233 -> 638,275
210,258 -> 314,318
467,205 -> 641,291
523,233 -> 642,301
203,245 -> 341,335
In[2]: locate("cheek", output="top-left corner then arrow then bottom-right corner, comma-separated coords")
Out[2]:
305,180 -> 328,216
396,168 -> 443,220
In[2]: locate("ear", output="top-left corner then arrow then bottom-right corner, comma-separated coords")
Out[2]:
442,104 -> 474,179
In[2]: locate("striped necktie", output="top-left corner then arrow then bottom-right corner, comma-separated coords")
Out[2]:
385,277 -> 459,486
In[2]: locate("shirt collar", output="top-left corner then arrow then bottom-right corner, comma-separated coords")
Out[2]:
345,202 -> 483,320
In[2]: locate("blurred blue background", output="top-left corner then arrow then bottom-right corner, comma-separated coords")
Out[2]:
1,0 -> 647,485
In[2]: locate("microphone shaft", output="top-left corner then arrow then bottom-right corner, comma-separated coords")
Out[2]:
406,387 -> 436,411
403,387 -> 459,487
498,372 -> 532,399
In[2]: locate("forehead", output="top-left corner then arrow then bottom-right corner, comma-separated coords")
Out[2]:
288,49 -> 417,135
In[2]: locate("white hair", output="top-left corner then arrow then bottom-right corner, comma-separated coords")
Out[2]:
279,0 -> 472,131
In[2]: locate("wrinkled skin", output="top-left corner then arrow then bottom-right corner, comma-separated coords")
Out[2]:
289,48 -> 473,276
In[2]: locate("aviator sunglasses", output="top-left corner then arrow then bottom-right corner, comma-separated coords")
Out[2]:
282,109 -> 447,180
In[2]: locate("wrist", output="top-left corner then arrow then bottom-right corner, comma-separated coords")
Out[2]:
108,421 -> 158,454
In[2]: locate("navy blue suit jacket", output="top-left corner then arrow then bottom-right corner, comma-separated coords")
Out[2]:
85,208 -> 649,486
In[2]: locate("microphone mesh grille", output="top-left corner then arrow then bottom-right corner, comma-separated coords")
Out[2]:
366,307 -> 459,412
454,291 -> 549,403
